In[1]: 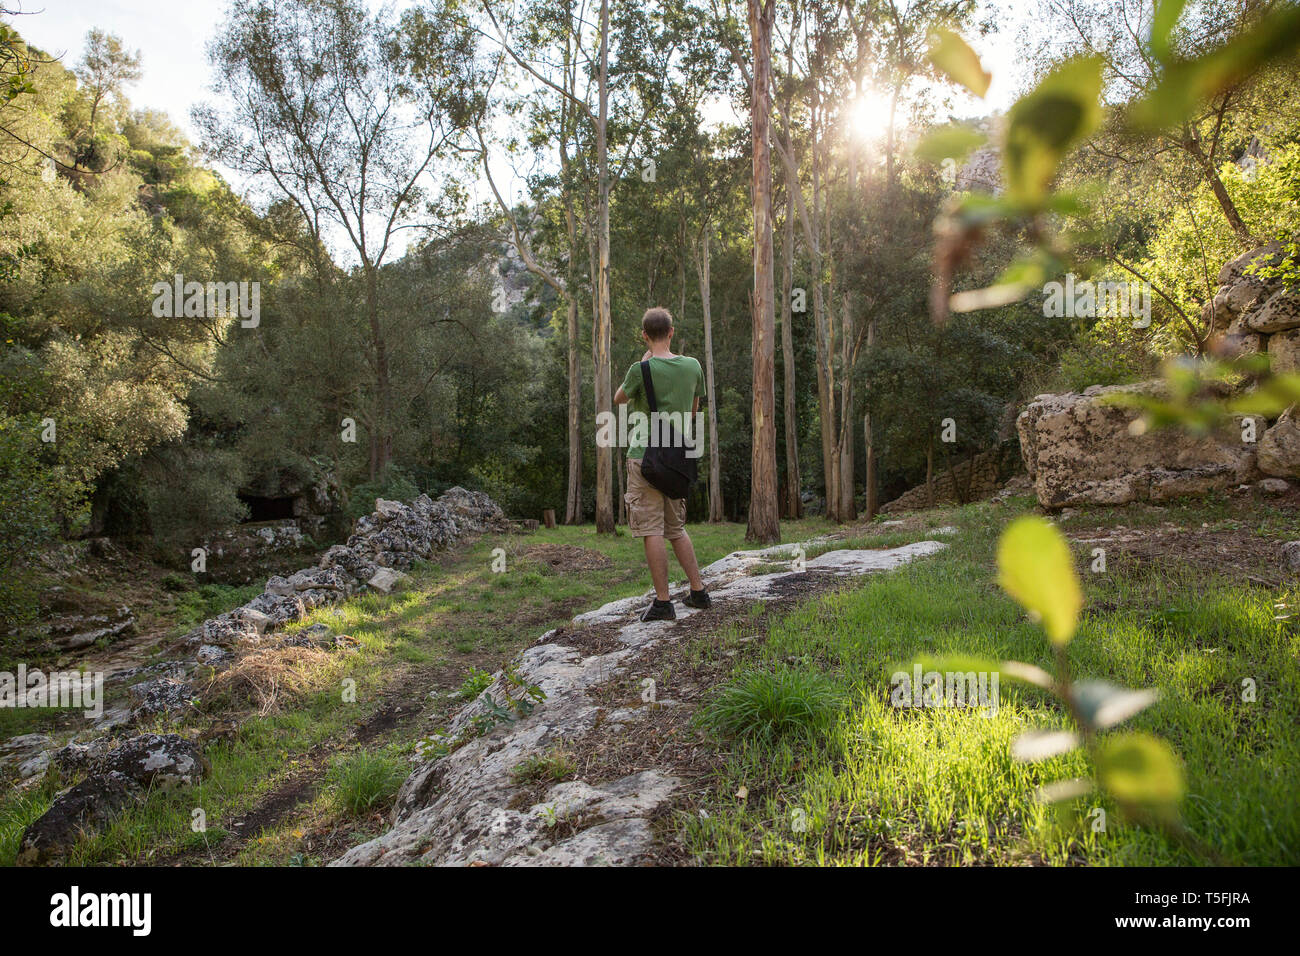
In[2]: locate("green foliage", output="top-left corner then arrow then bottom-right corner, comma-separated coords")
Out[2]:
1054,338 -> 1150,392
510,747 -> 576,785
992,515 -> 1190,839
997,516 -> 1082,645
927,28 -> 991,98
697,666 -> 843,743
456,666 -> 494,701
173,583 -> 262,628
345,467 -> 419,520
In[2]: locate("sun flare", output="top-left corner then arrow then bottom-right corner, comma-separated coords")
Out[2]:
850,90 -> 894,142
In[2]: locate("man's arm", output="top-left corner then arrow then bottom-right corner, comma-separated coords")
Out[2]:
615,385 -> 629,405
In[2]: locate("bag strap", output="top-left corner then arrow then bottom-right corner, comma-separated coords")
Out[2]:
639,360 -> 659,414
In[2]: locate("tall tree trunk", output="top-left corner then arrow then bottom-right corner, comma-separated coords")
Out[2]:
809,88 -> 837,522
593,0 -> 615,533
836,147 -> 857,521
746,0 -> 779,544
780,181 -> 801,519
560,33 -> 583,526
365,262 -> 392,479
565,291 -> 582,523
838,293 -> 855,520
697,233 -> 724,523
863,315 -> 878,518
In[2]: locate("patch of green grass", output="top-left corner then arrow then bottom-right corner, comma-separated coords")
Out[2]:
327,751 -> 407,815
0,788 -> 54,866
684,500 -> 1300,866
697,666 -> 844,744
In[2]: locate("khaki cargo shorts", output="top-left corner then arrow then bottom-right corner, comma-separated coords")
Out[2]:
625,458 -> 687,539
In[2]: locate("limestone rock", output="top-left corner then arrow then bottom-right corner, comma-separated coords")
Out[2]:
367,568 -> 409,594
1268,327 -> 1300,375
96,733 -> 207,789
1017,383 -> 1260,508
1258,408 -> 1300,478
127,678 -> 197,722
16,772 -> 141,865
1244,289 -> 1300,334
49,739 -> 112,776
0,733 -> 53,776
1284,541 -> 1300,572
1218,241 -> 1284,286
202,616 -> 260,647
46,605 -> 135,651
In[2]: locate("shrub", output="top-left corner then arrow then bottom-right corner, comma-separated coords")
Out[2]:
697,666 -> 843,743
174,583 -> 261,627
328,751 -> 407,815
456,666 -> 494,700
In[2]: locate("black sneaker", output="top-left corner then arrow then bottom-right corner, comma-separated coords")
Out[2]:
682,589 -> 712,610
640,598 -> 676,622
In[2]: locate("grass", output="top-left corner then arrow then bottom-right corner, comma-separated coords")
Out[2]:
682,499 -> 1300,866
696,666 -> 843,743
0,517 -> 841,866
327,751 -> 407,815
9,500 -> 1292,867
511,747 -> 578,785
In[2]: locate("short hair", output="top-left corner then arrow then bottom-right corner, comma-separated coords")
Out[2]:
642,307 -> 673,341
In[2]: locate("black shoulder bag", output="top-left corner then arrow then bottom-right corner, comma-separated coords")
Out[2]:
638,359 -> 698,500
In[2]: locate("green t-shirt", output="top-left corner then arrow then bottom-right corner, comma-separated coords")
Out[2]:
621,354 -> 705,460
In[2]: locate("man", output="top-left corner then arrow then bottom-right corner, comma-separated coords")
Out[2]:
613,306 -> 712,622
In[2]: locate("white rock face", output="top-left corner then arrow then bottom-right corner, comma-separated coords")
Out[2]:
332,534 -> 949,868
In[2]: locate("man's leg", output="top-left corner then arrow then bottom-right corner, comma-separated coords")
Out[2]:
643,534 -> 671,601
668,531 -> 704,592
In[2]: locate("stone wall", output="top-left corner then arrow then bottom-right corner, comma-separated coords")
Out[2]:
879,442 -> 1021,513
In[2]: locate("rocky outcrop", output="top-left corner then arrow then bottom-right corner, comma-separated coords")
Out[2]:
332,537 -> 949,868
181,488 -> 505,651
15,733 -> 208,865
148,488 -> 507,726
1206,242 -> 1297,360
1017,383 -> 1262,508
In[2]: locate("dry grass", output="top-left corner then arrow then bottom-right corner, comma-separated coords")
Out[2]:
202,646 -> 338,716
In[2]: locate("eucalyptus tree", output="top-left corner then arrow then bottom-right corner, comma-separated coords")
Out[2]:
197,0 -> 482,479
1024,0 -> 1292,246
